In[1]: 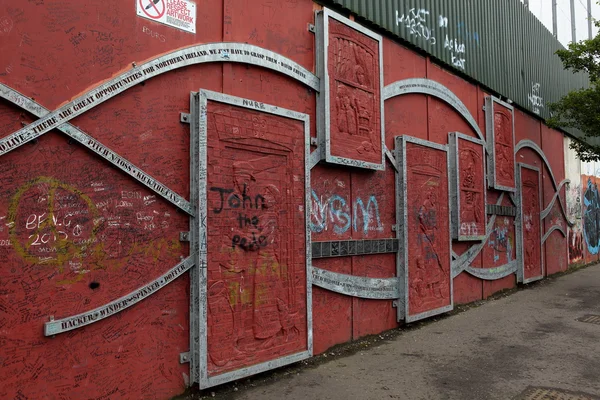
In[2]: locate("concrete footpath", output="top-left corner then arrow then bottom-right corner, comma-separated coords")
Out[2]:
197,264 -> 600,400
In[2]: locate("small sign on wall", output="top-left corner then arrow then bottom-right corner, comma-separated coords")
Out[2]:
137,0 -> 196,34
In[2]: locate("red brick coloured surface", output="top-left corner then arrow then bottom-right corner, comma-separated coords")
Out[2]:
405,142 -> 451,316
206,101 -> 308,376
328,17 -> 381,165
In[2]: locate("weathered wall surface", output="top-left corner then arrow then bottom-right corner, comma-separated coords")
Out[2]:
0,0 -> 590,398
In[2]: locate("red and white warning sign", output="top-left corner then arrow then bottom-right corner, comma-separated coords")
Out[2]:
137,0 -> 196,34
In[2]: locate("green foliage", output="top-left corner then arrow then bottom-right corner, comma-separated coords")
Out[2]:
548,19 -> 600,161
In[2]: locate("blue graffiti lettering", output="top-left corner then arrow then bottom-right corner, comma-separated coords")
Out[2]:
310,190 -> 383,236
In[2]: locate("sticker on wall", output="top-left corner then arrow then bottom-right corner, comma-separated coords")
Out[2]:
395,135 -> 453,323
449,132 -> 486,241
485,96 -> 516,191
315,8 -> 385,170
137,0 -> 196,34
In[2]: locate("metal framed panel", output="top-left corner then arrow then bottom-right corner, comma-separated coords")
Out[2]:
486,96 -> 516,192
195,90 -> 312,389
315,8 -> 385,170
449,132 -> 487,241
516,163 -> 544,284
395,135 -> 453,323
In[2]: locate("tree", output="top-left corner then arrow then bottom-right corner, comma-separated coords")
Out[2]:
548,19 -> 600,162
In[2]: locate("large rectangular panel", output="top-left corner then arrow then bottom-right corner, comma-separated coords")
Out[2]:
486,96 -> 516,192
395,136 -> 453,323
449,132 -> 486,241
316,8 -> 385,170
196,90 -> 311,389
517,164 -> 544,283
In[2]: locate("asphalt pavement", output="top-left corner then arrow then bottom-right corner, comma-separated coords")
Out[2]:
189,264 -> 600,400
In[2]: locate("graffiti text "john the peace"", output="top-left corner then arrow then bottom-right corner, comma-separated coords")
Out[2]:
310,191 -> 383,235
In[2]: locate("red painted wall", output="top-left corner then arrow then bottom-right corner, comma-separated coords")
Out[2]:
0,0 -> 574,397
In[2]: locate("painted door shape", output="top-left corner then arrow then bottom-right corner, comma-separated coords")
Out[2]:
517,164 -> 544,283
395,136 -> 453,323
195,90 -> 311,389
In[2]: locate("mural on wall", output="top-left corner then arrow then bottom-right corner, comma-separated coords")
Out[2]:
583,177 -> 600,255
565,138 -> 584,264
317,9 -> 384,170
205,99 -> 309,379
0,0 -> 585,395
567,182 -> 584,263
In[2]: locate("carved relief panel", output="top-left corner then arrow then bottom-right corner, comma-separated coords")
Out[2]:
316,8 -> 385,170
449,132 -> 486,241
196,91 -> 311,389
517,164 -> 544,283
485,96 -> 516,191
396,136 -> 453,323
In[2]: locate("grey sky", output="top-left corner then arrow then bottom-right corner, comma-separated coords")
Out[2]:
523,0 -> 598,45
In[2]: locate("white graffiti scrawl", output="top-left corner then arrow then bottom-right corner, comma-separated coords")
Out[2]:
395,8 -> 436,45
528,82 -> 544,115
395,9 -> 481,71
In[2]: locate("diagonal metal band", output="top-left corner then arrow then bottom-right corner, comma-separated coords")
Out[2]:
44,256 -> 194,336
0,43 -> 319,159
0,84 -> 193,215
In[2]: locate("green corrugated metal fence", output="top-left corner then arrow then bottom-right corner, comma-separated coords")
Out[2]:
323,0 -> 591,142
